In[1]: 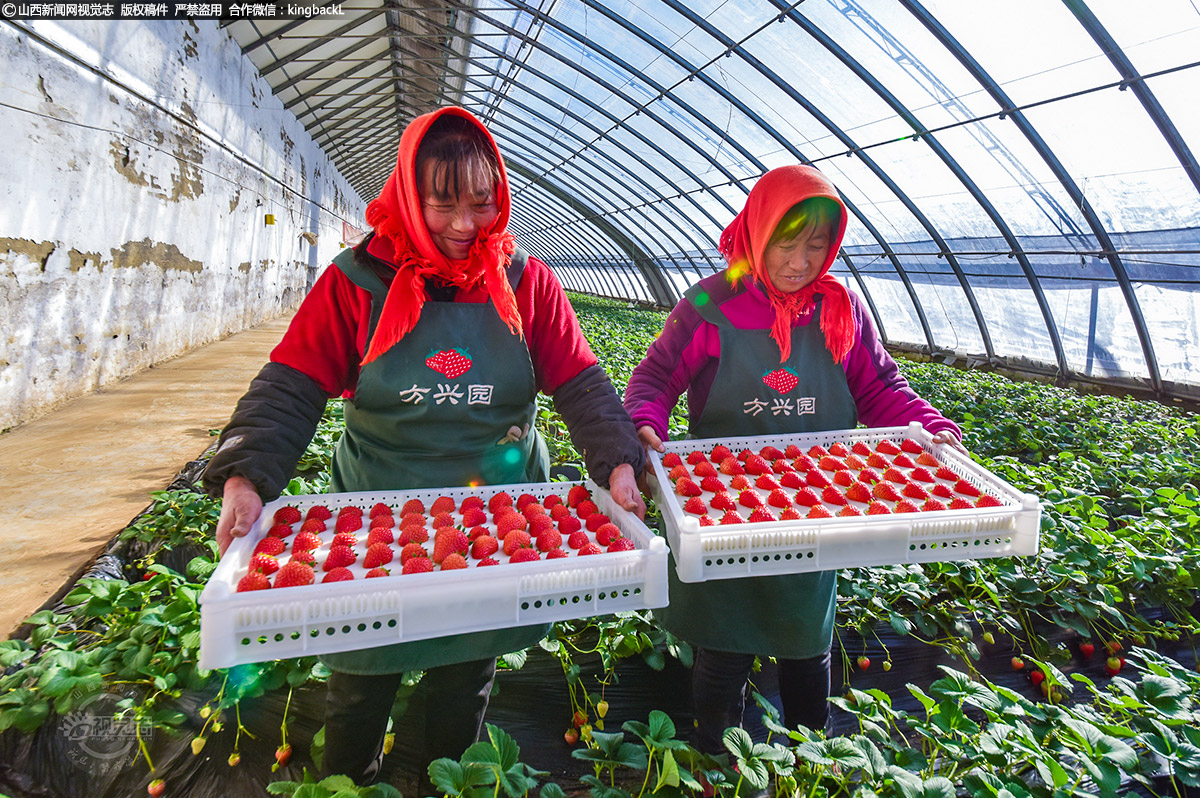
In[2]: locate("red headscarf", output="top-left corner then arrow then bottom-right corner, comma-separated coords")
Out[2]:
718,165 -> 855,364
361,106 -> 519,365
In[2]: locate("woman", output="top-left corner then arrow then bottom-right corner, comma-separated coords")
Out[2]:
623,165 -> 961,753
206,106 -> 646,785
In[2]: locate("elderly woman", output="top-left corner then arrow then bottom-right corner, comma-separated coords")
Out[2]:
205,105 -> 645,785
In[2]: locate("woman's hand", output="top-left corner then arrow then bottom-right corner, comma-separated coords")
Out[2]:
216,476 -> 263,556
637,425 -> 666,454
608,463 -> 647,520
932,429 -> 968,455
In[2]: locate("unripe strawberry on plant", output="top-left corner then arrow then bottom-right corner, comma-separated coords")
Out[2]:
1106,640 -> 1122,655
147,780 -> 165,797
982,631 -> 995,645
1105,656 -> 1123,676
227,752 -> 241,767
383,732 -> 395,755
272,743 -> 292,771
882,661 -> 892,672
1011,656 -> 1025,671
191,736 -> 206,755
596,699 -> 609,719
856,656 -> 870,671
564,728 -> 579,746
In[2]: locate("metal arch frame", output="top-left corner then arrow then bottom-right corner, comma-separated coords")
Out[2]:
772,0 -> 1069,377
558,0 -> 934,350
902,0 -> 1164,395
837,251 -> 889,342
253,14 -> 385,78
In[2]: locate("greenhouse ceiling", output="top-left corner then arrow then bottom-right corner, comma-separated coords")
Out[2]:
223,0 -> 1200,404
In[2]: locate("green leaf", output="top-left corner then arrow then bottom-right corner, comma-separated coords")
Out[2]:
655,749 -> 681,791
266,782 -> 303,795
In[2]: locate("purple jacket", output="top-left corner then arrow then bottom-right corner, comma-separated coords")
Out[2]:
624,275 -> 961,442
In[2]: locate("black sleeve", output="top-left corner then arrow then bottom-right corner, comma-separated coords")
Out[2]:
202,362 -> 329,502
552,364 -> 646,488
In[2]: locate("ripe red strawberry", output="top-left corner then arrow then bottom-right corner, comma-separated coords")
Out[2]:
460,508 -> 487,526
289,549 -> 317,567
496,514 -> 527,537
949,498 -> 974,510
675,477 -> 702,497
250,553 -> 280,575
772,458 -> 795,474
400,542 -> 429,563
274,561 -> 315,588
585,513 -> 612,532
273,506 -> 302,525
1029,670 -> 1045,687
578,542 -> 603,556
401,498 -> 426,515
821,486 -> 847,506
843,454 -> 867,470
1079,641 -> 1095,658
686,450 -> 708,465
857,468 -> 882,485
662,452 -> 683,468
700,476 -> 726,493
729,474 -> 752,491
851,441 -> 872,456
537,530 -> 564,551
807,504 -> 833,519
902,483 -> 929,500
488,491 -> 513,512
428,496 -> 454,516
478,557 -> 500,567
931,483 -> 955,499
399,526 -> 430,545
237,572 -> 271,592
669,464 -> 691,482
425,348 -> 473,378
369,514 -> 395,529
909,467 -> 934,483
466,525 -> 488,541
710,492 -> 737,512
916,451 -> 939,467
558,515 -> 582,534
793,454 -> 817,471
719,457 -> 745,476
567,485 -> 591,508
954,480 -> 981,497
337,504 -> 363,518
575,500 -> 599,519
366,567 -> 390,578
737,448 -> 754,462
254,537 -> 286,557
434,529 -> 470,563
402,557 -> 434,574
832,470 -> 854,487
364,542 -> 394,568
549,503 -> 571,521
976,494 -> 1003,508
324,546 -> 357,570
594,523 -> 622,546
894,500 -> 920,514
882,467 -> 908,485
866,453 -> 889,469
431,512 -> 456,529
607,537 -> 635,552
369,502 -> 392,519
935,466 -> 958,481
922,498 -> 947,512
780,471 -> 805,489
892,453 -> 915,468
508,547 -> 540,563
567,530 -> 590,549
827,442 -> 849,457
738,490 -> 762,508
781,508 -> 803,520
784,444 -> 803,458
528,514 -> 555,535
873,482 -> 901,501
876,439 -> 901,455
806,470 -> 831,489
335,514 -> 362,534
767,489 -> 791,509
744,455 -> 770,476
755,474 -> 781,491
758,445 -> 784,460
838,505 -> 862,517
866,501 -> 892,515
472,535 -> 499,559
502,530 -> 533,557
818,456 -> 846,472
808,445 -> 829,458
710,444 -> 733,462
547,548 -> 569,559
844,482 -> 872,503
698,514 -> 717,526
400,512 -> 427,528
322,566 -> 354,583
515,493 -> 538,512
441,553 -> 469,570
542,494 -> 562,509
901,438 -> 923,454
719,511 -> 745,524
857,656 -> 871,671
747,507 -> 775,523
306,505 -> 332,521
693,460 -> 718,478
794,488 -> 821,507
460,495 -> 485,512
332,532 -> 358,548
268,523 -> 295,538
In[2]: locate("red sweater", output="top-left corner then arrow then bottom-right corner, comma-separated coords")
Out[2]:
271,235 -> 598,399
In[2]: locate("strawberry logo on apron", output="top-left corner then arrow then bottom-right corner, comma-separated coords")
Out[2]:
425,348 -> 472,378
762,366 -> 798,393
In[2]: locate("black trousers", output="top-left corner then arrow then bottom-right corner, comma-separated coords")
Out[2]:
691,647 -> 831,755
322,657 -> 497,786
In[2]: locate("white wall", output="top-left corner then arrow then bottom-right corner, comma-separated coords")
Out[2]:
0,20 -> 365,431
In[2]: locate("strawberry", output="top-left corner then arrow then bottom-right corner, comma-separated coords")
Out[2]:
857,468 -> 881,484
401,498 -> 426,515
832,470 -> 854,487
866,453 -> 888,469
543,494 -> 562,509
844,482 -> 872,503
148,779 -> 166,797
488,491 -> 513,512
838,505 -> 862,517
843,454 -> 867,470
909,467 -> 934,483
430,496 -> 456,516
780,471 -> 805,489
324,546 -> 357,570
857,656 -> 870,671
495,514 -> 527,537
502,530 -> 533,557
549,503 -> 571,521
431,512 -> 456,529
686,450 -> 708,465
916,451 -> 939,467
369,502 -> 392,519
693,460 -> 719,478
332,532 -> 358,548
364,542 -> 394,568
954,479 -> 981,497
528,514 -> 555,535
400,512 -> 427,528
827,442 -> 849,457
268,523 -> 295,538
254,537 -> 286,557
807,504 -> 833,519
250,553 -> 280,575
699,475 -> 726,493
976,494 -> 1003,508
808,445 -> 829,458
866,501 -> 892,515
440,553 -> 468,570
901,438 -> 923,454
821,486 -> 847,506
400,543 -> 429,563
935,466 -> 958,481
402,557 -> 434,574
585,513 -> 612,532
710,492 -> 737,512
931,483 -> 955,499
433,529 -> 470,563
547,548 -> 570,559
698,514 -> 717,526
515,493 -> 539,512
1029,670 -> 1044,687
755,474 -> 781,491
567,530 -> 590,550
875,439 -> 901,455
510,548 -> 542,563
793,454 -> 817,471
461,508 -> 488,526
737,448 -> 753,462
577,542 -> 603,556
818,456 -> 846,472
237,572 -> 271,592
337,505 -> 363,518
567,485 -> 591,508
366,567 -> 390,578
477,557 -> 500,567
851,441 -> 872,456
719,457 -> 745,476
806,470 -> 831,489
794,488 -> 821,507
289,549 -> 317,567
892,453 -> 915,468
472,535 -> 499,559
558,515 -> 582,534
948,498 -> 974,510
425,348 -> 473,378
274,561 -> 315,588
767,489 -> 792,509
719,511 -> 745,524
902,483 -> 929,500
772,458 -> 796,474
872,482 -> 900,502
306,505 -> 332,521
922,498 -> 948,512
322,566 -> 354,583
575,499 -> 599,519
662,452 -> 683,468
710,444 -> 733,462
729,474 -> 752,491
669,464 -> 691,482
273,506 -> 302,525
1079,641 -> 1095,658
607,538 -> 636,552
738,490 -> 763,508
335,514 -> 362,534
744,455 -> 771,475
894,500 -> 920,514
594,523 -> 623,546
674,477 -> 702,497
369,514 -> 395,529
747,507 -> 775,523
784,444 -> 803,458
399,526 -> 430,545
760,445 -> 785,460
882,467 -> 908,484
537,530 -> 564,551
460,496 -> 485,512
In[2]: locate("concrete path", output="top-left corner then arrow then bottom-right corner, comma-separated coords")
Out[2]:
0,316 -> 292,637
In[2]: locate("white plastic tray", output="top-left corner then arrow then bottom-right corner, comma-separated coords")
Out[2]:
199,479 -> 667,670
648,422 -> 1040,583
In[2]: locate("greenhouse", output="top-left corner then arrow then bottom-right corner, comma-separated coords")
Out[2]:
1,2 -> 1198,797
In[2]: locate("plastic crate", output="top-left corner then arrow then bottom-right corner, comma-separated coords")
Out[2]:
199,480 -> 667,670
648,422 -> 1040,583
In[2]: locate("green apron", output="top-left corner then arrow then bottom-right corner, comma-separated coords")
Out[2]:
654,284 -> 857,658
319,245 -> 550,674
